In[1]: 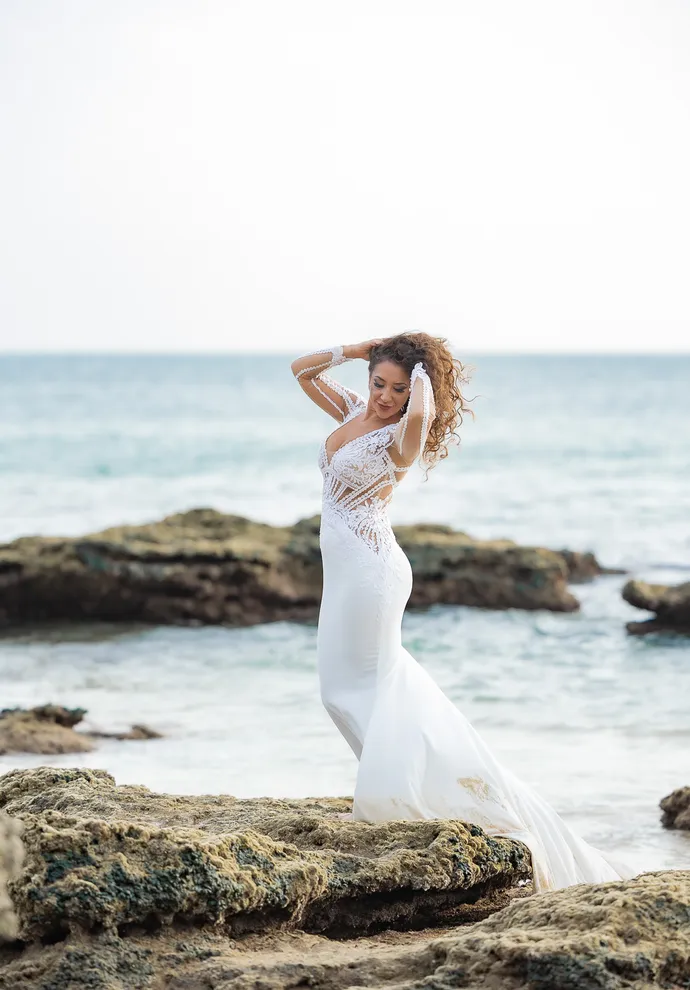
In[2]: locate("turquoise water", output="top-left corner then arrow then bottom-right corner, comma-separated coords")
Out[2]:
1,353 -> 689,875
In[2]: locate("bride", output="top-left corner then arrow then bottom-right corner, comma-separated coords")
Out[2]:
291,332 -> 631,891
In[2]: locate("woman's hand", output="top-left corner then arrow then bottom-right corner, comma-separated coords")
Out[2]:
343,338 -> 387,361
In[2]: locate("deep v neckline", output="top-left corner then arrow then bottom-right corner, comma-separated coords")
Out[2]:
324,415 -> 395,467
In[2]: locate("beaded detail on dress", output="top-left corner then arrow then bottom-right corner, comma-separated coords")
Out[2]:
319,406 -> 410,557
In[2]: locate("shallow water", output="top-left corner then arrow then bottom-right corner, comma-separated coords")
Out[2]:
1,572 -> 688,875
1,353 -> 689,876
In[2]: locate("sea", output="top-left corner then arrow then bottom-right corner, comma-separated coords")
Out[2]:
0,352 -> 689,878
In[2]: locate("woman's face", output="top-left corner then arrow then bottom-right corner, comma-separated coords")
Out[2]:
369,360 -> 410,419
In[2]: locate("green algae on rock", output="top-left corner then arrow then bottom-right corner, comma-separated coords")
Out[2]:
0,767 -> 530,942
12,811 -> 329,941
0,508 -> 609,629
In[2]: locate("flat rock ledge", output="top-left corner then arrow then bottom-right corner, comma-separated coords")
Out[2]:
0,767 -> 531,944
0,770 -> 685,990
661,787 -> 690,830
623,579 -> 690,635
0,769 -> 686,990
0,706 -> 161,756
0,509 -> 616,628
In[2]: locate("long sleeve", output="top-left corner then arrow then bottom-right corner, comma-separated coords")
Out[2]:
291,345 -> 366,422
393,362 -> 436,464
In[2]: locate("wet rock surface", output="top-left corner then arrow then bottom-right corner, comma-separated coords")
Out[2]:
0,707 -> 161,756
623,578 -> 690,635
0,508 -> 616,628
661,787 -> 690,830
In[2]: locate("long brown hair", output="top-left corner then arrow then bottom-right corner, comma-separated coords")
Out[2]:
369,332 -> 473,476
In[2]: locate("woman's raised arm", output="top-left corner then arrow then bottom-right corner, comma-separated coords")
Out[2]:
393,362 -> 437,465
290,341 -> 381,422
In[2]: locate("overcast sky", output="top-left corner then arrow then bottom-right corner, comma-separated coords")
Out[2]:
1,0 -> 689,354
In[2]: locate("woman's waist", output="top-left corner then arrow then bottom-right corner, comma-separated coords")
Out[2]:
320,500 -> 397,553
321,498 -> 392,529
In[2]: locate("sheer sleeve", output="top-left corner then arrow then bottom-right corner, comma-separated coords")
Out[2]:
393,361 -> 436,465
291,345 -> 366,422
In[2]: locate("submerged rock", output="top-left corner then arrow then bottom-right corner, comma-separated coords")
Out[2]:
0,707 -> 161,756
660,786 -> 690,830
0,812 -> 23,942
87,724 -> 162,742
0,767 -> 531,943
623,579 -> 690,635
0,508 -> 612,629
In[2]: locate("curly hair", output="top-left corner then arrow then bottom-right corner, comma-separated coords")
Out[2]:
368,331 -> 473,476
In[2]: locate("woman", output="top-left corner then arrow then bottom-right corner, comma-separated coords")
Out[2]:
291,332 -> 631,891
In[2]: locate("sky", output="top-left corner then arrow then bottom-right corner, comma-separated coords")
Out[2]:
1,0 -> 689,354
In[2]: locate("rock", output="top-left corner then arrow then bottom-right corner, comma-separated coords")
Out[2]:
0,767 -> 531,942
557,549 -> 625,583
0,509 -> 304,629
87,724 -> 162,742
623,579 -> 690,635
395,524 -> 580,611
0,708 -> 162,755
0,707 -> 94,755
2,705 -> 87,729
660,786 -> 690,829
0,870 -> 687,989
0,812 -> 23,942
0,509 -> 596,628
0,769 -> 683,990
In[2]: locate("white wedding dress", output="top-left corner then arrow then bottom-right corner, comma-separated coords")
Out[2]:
292,345 -> 632,891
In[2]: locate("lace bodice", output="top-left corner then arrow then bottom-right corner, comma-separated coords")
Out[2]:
319,400 -> 404,556
292,344 -> 435,556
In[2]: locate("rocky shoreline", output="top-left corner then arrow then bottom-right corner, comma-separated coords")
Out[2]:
0,768 -> 688,989
0,508 -> 621,629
